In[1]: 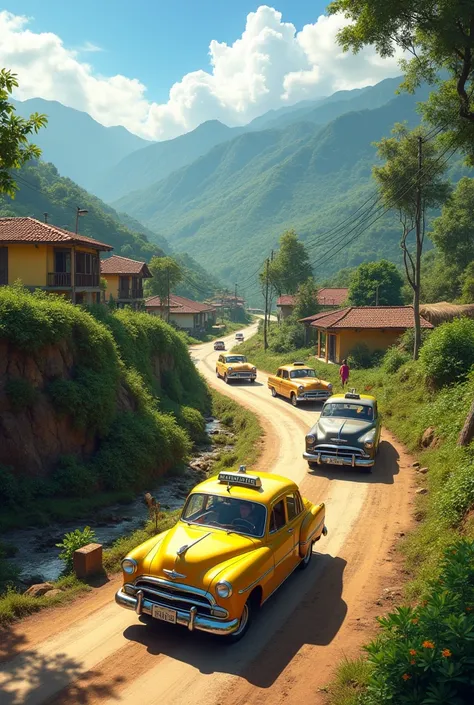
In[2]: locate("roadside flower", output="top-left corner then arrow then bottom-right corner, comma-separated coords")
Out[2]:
466,606 -> 473,612
409,649 -> 417,656
422,640 -> 435,649
411,618 -> 419,624
410,659 -> 416,665
402,673 -> 411,681
441,649 -> 452,658
421,600 -> 428,607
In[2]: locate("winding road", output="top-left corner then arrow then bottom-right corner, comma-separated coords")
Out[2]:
0,321 -> 415,705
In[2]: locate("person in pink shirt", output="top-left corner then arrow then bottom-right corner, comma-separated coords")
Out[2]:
339,359 -> 350,387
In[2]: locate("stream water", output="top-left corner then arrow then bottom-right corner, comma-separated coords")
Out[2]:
4,419 -> 229,584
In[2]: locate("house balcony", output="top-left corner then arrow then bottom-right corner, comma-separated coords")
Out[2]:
76,273 -> 100,288
118,287 -> 144,300
47,272 -> 71,287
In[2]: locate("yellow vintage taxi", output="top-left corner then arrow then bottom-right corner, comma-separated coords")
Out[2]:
267,362 -> 333,406
216,353 -> 257,383
115,466 -> 327,642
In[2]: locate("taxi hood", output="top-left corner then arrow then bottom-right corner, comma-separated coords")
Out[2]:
294,377 -> 331,390
316,415 -> 374,443
140,522 -> 257,589
227,362 -> 255,371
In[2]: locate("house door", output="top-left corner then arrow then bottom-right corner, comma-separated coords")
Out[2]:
328,334 -> 336,362
0,247 -> 8,285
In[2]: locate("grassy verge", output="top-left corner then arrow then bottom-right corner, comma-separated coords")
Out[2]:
325,658 -> 373,705
0,575 -> 90,628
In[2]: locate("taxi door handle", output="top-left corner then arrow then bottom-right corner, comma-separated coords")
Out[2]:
287,527 -> 294,533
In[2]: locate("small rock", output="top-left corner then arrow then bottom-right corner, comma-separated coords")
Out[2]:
416,487 -> 428,495
24,582 -> 55,598
414,511 -> 424,522
411,461 -> 420,468
45,589 -> 63,598
418,467 -> 428,474
421,427 -> 436,448
209,429 -> 220,435
398,532 -> 405,537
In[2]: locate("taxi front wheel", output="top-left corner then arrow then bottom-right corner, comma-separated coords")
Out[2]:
299,542 -> 313,570
228,598 -> 254,643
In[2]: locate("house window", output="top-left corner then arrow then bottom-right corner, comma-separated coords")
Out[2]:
55,249 -> 71,273
0,247 -> 8,286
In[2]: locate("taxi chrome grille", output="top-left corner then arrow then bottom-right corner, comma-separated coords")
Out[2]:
133,577 -> 219,618
314,444 -> 365,458
302,390 -> 330,398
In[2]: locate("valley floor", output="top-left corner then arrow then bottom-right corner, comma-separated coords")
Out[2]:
0,322 -> 416,705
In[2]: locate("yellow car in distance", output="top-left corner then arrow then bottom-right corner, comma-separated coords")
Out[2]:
267,362 -> 333,406
216,353 -> 257,383
115,466 -> 327,642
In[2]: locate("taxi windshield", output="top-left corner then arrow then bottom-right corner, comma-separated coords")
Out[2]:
321,402 -> 373,420
182,493 -> 266,537
225,355 -> 247,363
290,368 -> 316,379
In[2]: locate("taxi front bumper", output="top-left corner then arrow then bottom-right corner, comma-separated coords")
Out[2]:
303,450 -> 374,467
115,587 -> 240,635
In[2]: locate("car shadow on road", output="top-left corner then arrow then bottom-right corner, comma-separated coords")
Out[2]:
307,440 -> 400,485
122,552 -> 347,688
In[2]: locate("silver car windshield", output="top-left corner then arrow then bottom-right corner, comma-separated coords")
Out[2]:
225,356 -> 246,363
321,403 -> 373,420
290,369 -> 316,379
182,493 -> 266,537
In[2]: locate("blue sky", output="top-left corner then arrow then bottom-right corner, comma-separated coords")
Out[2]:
8,1 -> 328,103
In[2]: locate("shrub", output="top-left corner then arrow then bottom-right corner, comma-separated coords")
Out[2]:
56,526 -> 97,571
398,327 -> 431,353
179,406 -> 206,444
347,344 -> 384,370
362,539 -> 474,705
382,347 -> 411,375
4,378 -> 38,412
420,317 -> 474,387
52,456 -> 98,497
269,318 -> 307,353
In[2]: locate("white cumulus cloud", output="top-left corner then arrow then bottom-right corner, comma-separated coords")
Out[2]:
0,6 -> 405,141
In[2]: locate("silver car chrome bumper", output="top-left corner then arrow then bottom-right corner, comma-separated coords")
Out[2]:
303,451 -> 374,467
115,587 -> 240,635
296,393 -> 331,402
229,374 -> 256,380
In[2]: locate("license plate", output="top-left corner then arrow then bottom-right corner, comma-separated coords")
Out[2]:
152,605 -> 177,624
326,457 -> 345,465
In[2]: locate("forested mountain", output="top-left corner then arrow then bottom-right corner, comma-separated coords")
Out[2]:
0,161 -> 221,298
12,98 -> 150,192
113,86 -> 435,287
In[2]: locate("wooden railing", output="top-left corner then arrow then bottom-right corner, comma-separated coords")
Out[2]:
118,287 -> 144,300
47,272 -> 71,287
75,273 -> 100,287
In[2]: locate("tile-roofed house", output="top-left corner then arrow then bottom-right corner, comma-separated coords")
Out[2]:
276,288 -> 349,320
0,217 -> 112,305
100,255 -> 152,308
306,306 -> 433,363
145,294 -> 216,332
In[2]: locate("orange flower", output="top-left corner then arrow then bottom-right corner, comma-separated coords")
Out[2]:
402,673 -> 411,681
422,640 -> 435,649
409,649 -> 417,656
466,606 -> 473,612
442,649 -> 452,658
421,600 -> 428,607
410,659 -> 416,665
411,618 -> 419,624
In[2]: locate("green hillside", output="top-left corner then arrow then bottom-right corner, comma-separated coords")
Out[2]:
0,161 -> 221,299
12,98 -> 150,192
97,120 -> 244,202
114,87 -> 437,295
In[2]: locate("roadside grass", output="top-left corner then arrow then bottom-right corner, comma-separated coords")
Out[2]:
0,575 -> 90,627
326,657 -> 373,705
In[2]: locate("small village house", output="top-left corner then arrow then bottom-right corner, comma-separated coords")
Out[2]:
0,217 -> 112,304
301,306 -> 433,363
100,254 -> 152,308
276,288 -> 349,320
145,294 -> 216,333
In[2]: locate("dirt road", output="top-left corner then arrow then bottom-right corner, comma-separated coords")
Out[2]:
0,323 -> 415,705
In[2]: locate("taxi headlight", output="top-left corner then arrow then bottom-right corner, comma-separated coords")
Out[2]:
252,367 -> 257,372
364,440 -> 374,449
216,580 -> 233,598
306,434 -> 316,444
328,383 -> 333,390
121,558 -> 138,575
228,367 -> 233,372
298,385 -> 305,393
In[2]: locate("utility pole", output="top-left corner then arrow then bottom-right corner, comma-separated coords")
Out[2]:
75,207 -> 88,234
43,212 -> 48,224
413,135 -> 423,360
263,258 -> 270,351
166,266 -> 170,323
375,284 -> 379,306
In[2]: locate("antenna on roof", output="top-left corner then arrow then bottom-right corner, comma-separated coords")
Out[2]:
43,212 -> 48,224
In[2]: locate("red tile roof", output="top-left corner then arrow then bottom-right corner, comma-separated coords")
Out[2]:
145,294 -> 216,314
0,217 -> 112,251
317,288 -> 349,306
277,288 -> 349,309
308,306 -> 433,330
100,255 -> 151,277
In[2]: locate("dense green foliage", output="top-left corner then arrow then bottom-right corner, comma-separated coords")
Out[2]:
145,255 -> 183,299
419,318 -> 474,387
0,287 -> 209,516
361,540 -> 474,705
292,277 -> 320,319
115,85 -> 443,294
432,178 -> 474,271
12,96 -> 148,193
0,70 -> 47,197
56,526 -> 97,571
262,230 -> 313,296
348,260 -> 404,306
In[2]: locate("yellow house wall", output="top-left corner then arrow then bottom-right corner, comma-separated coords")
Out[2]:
337,329 -> 405,362
103,274 -> 119,300
7,244 -> 49,286
170,312 -> 195,329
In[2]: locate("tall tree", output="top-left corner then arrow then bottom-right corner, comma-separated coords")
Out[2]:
348,260 -> 404,306
145,256 -> 183,308
267,229 -> 313,296
431,177 -> 474,271
327,0 -> 474,162
373,124 -> 450,358
0,69 -> 46,196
